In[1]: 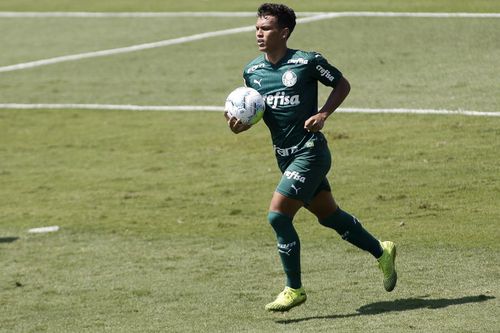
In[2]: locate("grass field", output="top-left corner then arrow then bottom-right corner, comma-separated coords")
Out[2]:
1,1 -> 499,332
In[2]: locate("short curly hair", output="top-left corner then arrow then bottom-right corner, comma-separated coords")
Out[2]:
257,3 -> 296,37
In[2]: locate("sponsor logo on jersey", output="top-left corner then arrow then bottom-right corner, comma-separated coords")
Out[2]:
287,57 -> 309,65
282,70 -> 297,87
283,170 -> 306,183
274,145 -> 298,157
246,63 -> 265,73
264,91 -> 300,109
316,64 -> 336,82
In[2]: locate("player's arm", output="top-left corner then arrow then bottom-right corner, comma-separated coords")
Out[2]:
304,76 -> 350,132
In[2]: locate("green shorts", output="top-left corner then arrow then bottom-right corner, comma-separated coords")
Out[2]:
275,137 -> 332,205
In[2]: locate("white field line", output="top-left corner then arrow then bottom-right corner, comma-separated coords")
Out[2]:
28,226 -> 60,234
1,11 -> 499,73
0,25 -> 253,73
0,11 -> 499,18
0,13 -> 333,73
0,103 -> 498,117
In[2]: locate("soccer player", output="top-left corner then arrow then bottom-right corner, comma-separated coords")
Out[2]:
225,3 -> 397,312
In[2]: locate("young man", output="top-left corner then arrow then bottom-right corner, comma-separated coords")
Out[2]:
225,3 -> 397,312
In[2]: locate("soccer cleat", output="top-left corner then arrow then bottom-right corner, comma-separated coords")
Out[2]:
265,286 -> 307,312
378,241 -> 397,292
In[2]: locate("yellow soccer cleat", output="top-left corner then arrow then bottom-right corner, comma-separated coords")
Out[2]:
265,286 -> 307,312
378,241 -> 398,292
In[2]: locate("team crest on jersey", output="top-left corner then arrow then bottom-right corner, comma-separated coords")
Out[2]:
282,70 -> 297,87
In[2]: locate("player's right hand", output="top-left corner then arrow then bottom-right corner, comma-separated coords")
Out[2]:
225,112 -> 251,134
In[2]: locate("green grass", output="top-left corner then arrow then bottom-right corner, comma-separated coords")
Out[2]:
1,1 -> 499,332
1,0 -> 499,12
0,16 -> 498,111
0,111 -> 499,332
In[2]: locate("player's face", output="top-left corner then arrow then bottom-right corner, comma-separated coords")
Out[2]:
255,15 -> 288,53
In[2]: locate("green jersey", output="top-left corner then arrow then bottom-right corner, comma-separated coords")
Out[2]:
243,49 -> 343,157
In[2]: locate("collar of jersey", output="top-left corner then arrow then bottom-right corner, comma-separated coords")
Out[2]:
264,48 -> 295,68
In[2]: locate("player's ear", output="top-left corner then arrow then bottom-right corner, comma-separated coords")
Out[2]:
282,27 -> 290,40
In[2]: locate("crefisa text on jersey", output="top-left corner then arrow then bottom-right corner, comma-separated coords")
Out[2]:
316,64 -> 336,82
283,170 -> 306,183
264,91 -> 300,109
287,57 -> 308,65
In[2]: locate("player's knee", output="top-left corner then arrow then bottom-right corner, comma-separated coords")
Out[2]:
318,217 -> 333,228
267,211 -> 292,230
317,208 -> 341,229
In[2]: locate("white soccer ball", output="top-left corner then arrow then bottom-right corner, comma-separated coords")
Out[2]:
224,87 -> 265,125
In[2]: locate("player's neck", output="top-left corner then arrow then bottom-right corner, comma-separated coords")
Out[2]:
265,47 -> 288,65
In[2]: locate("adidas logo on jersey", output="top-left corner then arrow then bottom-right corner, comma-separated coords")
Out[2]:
264,91 -> 300,109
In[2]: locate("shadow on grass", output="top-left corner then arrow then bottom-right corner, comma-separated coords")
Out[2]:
0,237 -> 19,244
276,294 -> 495,324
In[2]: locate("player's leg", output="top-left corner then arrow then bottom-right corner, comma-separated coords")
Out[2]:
307,189 -> 382,257
268,191 -> 303,289
307,189 -> 397,291
265,138 -> 331,311
265,191 -> 307,311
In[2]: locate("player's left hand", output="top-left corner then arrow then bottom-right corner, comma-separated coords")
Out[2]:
304,113 -> 328,132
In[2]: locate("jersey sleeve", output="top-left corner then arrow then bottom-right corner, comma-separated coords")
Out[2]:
243,69 -> 250,87
309,53 -> 343,88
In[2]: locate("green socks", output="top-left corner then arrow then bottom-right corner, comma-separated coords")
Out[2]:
267,208 -> 382,289
319,208 -> 383,258
267,211 -> 302,289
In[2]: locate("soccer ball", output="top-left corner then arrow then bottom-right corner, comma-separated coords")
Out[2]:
224,87 -> 265,125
